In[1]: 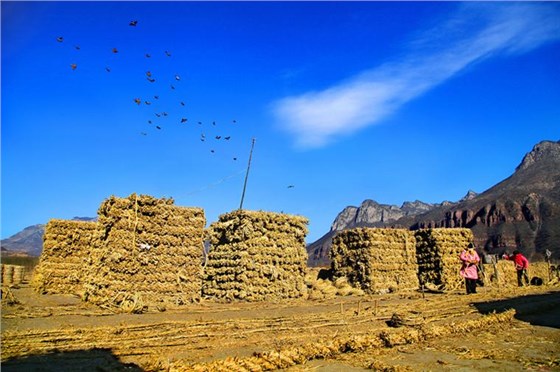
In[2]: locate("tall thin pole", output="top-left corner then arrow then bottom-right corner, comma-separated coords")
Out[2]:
239,138 -> 256,210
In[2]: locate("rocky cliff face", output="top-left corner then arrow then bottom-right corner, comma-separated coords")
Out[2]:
331,199 -> 437,232
307,140 -> 560,266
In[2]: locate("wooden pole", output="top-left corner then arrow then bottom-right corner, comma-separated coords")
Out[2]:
239,138 -> 256,210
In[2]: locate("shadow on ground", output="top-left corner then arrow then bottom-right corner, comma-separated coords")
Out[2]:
473,291 -> 560,329
1,348 -> 143,372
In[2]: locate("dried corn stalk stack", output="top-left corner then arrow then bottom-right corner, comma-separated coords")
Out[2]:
203,210 -> 309,301
1,264 -> 25,286
32,219 -> 101,295
414,228 -> 473,291
83,194 -> 205,311
329,228 -> 418,294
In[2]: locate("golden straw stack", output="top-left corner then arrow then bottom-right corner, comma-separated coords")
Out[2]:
330,228 -> 418,294
414,228 -> 473,291
203,210 -> 309,301
32,219 -> 101,295
82,194 -> 205,311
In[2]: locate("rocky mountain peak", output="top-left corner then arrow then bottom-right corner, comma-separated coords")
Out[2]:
401,200 -> 435,214
516,140 -> 560,172
460,190 -> 478,202
330,199 -> 439,233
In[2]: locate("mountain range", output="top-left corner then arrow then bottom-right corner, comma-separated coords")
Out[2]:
307,140 -> 560,266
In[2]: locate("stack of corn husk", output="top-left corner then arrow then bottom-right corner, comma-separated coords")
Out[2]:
2,264 -> 14,286
203,210 -> 309,301
32,219 -> 101,294
414,228 -> 473,291
1,264 -> 26,286
329,228 -> 418,294
82,194 -> 205,311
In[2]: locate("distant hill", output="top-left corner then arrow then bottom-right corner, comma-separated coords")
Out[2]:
1,217 -> 96,257
307,140 -> 560,266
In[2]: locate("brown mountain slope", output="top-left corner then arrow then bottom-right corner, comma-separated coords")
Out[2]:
408,140 -> 560,260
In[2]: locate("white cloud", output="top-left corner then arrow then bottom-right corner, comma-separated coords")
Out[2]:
272,3 -> 560,149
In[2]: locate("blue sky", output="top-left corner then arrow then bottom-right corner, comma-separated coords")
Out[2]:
2,1 -> 560,243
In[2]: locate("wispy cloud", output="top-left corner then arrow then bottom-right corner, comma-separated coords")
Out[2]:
272,3 -> 560,149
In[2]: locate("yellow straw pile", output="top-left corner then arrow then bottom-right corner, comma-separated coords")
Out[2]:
203,210 -> 309,301
82,194 -> 205,311
330,228 -> 418,293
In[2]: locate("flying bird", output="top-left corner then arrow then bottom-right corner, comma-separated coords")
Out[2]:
134,98 -> 141,105
156,126 -> 162,130
145,101 -> 151,105
165,50 -> 171,57
181,118 -> 187,123
140,132 -> 147,136
146,71 -> 152,77
148,120 -> 152,124
112,48 -> 119,53
162,112 -> 168,116
154,95 -> 159,100
175,74 -> 181,81
70,63 -> 77,70
129,20 -> 138,26
147,77 -> 156,83
233,157 -> 237,161
232,120 -> 237,123
224,136 -> 231,140
105,67 -> 111,72
198,121 -> 202,125
215,136 -> 221,140
145,53 -> 151,58
170,85 -> 175,90
74,45 -> 80,50
212,121 -> 216,126
155,113 -> 161,117
210,150 -> 215,153
56,36 -> 64,42
287,185 -> 295,189
180,101 -> 185,106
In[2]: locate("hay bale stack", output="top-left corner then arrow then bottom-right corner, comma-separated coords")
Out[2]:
12,266 -> 25,284
32,219 -> 101,294
414,228 -> 473,290
329,228 -> 418,294
2,264 -> 15,286
83,194 -> 205,310
203,210 -> 309,301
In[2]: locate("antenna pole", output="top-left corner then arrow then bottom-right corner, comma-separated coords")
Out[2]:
239,138 -> 256,210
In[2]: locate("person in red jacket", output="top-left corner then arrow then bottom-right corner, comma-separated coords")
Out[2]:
503,250 -> 530,287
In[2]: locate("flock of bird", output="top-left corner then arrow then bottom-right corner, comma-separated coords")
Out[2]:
57,20 -> 239,161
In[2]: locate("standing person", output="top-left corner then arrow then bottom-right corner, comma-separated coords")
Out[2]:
503,250 -> 530,286
460,243 -> 480,294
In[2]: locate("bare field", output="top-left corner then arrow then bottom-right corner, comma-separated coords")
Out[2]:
2,283 -> 560,371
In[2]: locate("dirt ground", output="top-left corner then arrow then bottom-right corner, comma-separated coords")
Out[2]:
2,282 -> 559,371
